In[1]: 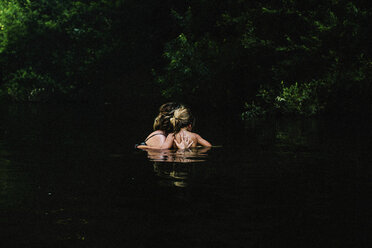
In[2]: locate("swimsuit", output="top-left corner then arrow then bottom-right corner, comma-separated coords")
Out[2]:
135,132 -> 166,148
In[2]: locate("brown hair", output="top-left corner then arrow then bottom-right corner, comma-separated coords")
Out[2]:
153,102 -> 180,134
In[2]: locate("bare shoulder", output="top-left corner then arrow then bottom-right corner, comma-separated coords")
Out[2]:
185,131 -> 199,140
145,130 -> 166,147
192,132 -> 202,139
194,132 -> 212,147
146,130 -> 164,138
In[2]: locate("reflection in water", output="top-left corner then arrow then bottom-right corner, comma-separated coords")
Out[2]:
154,163 -> 190,187
145,146 -> 211,163
2,103 -> 370,247
144,147 -> 212,187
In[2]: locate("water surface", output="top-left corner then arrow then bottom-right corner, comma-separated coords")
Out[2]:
0,104 -> 370,247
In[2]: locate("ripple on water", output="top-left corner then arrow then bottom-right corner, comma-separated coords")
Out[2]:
143,146 -> 212,163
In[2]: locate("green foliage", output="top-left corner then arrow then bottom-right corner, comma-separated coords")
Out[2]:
0,0 -> 28,53
156,33 -> 211,99
241,101 -> 266,120
2,67 -> 59,101
156,0 -> 372,115
274,81 -> 326,116
242,80 -> 327,119
0,0 -> 371,116
0,0 -> 181,102
0,1 -> 109,101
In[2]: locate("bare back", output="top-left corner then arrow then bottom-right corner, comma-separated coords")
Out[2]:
144,130 -> 166,147
174,130 -> 211,147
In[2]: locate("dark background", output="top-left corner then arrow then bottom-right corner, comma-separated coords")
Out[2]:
0,104 -> 371,247
0,1 -> 372,247
0,0 -> 371,117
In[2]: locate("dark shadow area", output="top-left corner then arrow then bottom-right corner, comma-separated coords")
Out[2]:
0,104 -> 371,247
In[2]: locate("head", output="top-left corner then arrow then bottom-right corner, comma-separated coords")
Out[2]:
153,102 -> 181,134
170,106 -> 195,133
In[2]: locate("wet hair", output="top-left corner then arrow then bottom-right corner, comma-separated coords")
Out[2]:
153,102 -> 181,134
170,106 -> 195,134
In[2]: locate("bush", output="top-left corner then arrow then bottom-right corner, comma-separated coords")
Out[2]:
2,67 -> 59,102
242,80 -> 327,119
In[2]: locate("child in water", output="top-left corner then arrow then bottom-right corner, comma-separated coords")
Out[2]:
169,106 -> 211,148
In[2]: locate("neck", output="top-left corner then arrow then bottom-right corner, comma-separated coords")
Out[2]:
181,127 -> 191,132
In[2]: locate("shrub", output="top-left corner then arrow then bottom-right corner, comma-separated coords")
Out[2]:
2,67 -> 58,102
242,80 -> 327,119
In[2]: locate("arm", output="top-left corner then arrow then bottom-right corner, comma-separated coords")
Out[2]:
196,134 -> 212,147
136,144 -> 151,149
159,133 -> 175,149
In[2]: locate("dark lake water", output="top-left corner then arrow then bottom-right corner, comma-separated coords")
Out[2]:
0,103 -> 371,247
